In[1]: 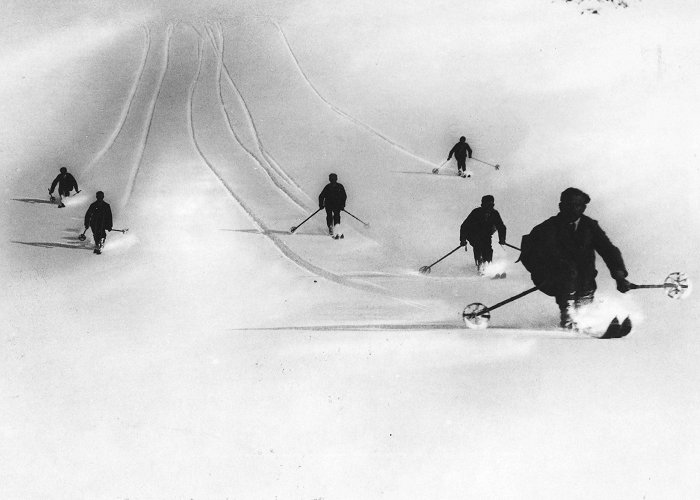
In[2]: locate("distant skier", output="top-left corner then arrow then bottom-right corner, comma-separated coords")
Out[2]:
460,195 -> 507,275
318,173 -> 347,238
48,166 -> 79,208
447,136 -> 473,177
84,191 -> 113,254
519,187 -> 631,329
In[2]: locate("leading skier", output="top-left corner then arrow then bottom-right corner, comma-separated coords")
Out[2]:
520,187 -> 631,329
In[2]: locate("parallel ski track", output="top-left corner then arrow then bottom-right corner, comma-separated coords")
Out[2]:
212,21 -> 308,197
184,24 -> 427,309
272,20 -> 438,169
202,22 -> 312,211
82,25 -> 152,178
123,23 -> 174,209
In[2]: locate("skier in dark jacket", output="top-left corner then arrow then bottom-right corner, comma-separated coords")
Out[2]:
520,187 -> 631,328
318,173 -> 347,236
48,167 -> 79,208
460,195 -> 507,274
447,136 -> 473,177
84,191 -> 113,254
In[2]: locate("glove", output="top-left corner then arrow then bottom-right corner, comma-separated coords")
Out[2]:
107,228 -> 112,232
498,240 -> 506,245
616,278 -> 631,293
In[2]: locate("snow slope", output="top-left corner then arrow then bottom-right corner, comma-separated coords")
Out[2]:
2,1 -> 700,498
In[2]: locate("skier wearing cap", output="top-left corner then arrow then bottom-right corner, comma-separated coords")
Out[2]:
84,191 -> 113,254
447,136 -> 473,177
460,195 -> 507,275
48,167 -> 79,208
520,187 -> 631,329
318,173 -> 347,237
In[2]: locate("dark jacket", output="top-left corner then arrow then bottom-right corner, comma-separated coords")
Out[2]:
460,207 -> 506,246
448,141 -> 473,160
319,182 -> 347,210
522,214 -> 627,296
49,172 -> 78,194
84,200 -> 113,235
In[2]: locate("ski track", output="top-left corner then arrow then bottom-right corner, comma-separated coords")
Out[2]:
271,20 -> 438,169
214,21 -> 308,196
204,22 -> 312,211
123,23 -> 174,210
182,23 -> 429,309
81,25 -> 151,178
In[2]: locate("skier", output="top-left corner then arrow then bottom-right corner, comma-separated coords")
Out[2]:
519,187 -> 631,329
447,136 -> 473,177
48,166 -> 79,208
84,191 -> 113,254
460,195 -> 507,275
318,173 -> 347,238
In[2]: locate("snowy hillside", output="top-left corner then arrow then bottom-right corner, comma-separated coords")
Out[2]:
2,0 -> 700,498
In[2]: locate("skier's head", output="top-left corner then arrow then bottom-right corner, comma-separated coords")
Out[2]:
481,195 -> 495,210
329,173 -> 338,183
60,167 -> 67,174
96,191 -> 105,200
559,187 -> 590,222
459,136 -> 466,142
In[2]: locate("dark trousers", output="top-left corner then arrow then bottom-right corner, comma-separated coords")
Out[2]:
325,208 -> 341,227
456,157 -> 466,172
91,226 -> 107,245
471,239 -> 493,265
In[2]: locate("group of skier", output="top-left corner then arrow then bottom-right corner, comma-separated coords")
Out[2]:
47,167 -> 113,254
314,137 -> 632,329
446,138 -> 631,329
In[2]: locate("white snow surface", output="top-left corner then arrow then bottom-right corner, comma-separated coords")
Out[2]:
2,0 -> 700,498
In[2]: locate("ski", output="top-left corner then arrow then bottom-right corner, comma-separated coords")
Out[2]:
596,316 -> 632,339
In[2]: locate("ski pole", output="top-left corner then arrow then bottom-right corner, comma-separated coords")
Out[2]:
419,245 -> 465,274
290,208 -> 323,233
471,157 -> 500,170
342,209 -> 370,227
78,228 -> 88,241
502,242 -> 520,251
110,228 -> 129,234
628,272 -> 691,300
463,286 -> 539,327
432,160 -> 450,174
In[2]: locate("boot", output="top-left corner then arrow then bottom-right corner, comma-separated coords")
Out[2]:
559,299 -> 576,329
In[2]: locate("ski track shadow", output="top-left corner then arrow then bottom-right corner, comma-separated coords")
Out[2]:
231,321 -> 461,332
12,241 -> 92,251
12,198 -> 55,205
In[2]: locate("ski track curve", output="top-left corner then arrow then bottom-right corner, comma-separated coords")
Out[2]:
271,20 -> 439,170
212,21 -> 307,194
183,23 -> 428,309
213,21 -> 307,197
81,24 -> 152,178
206,22 -> 312,208
123,23 -> 174,210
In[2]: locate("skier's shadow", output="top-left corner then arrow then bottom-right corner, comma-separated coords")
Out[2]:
12,240 -> 91,251
12,198 -> 54,205
222,228 -> 307,236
